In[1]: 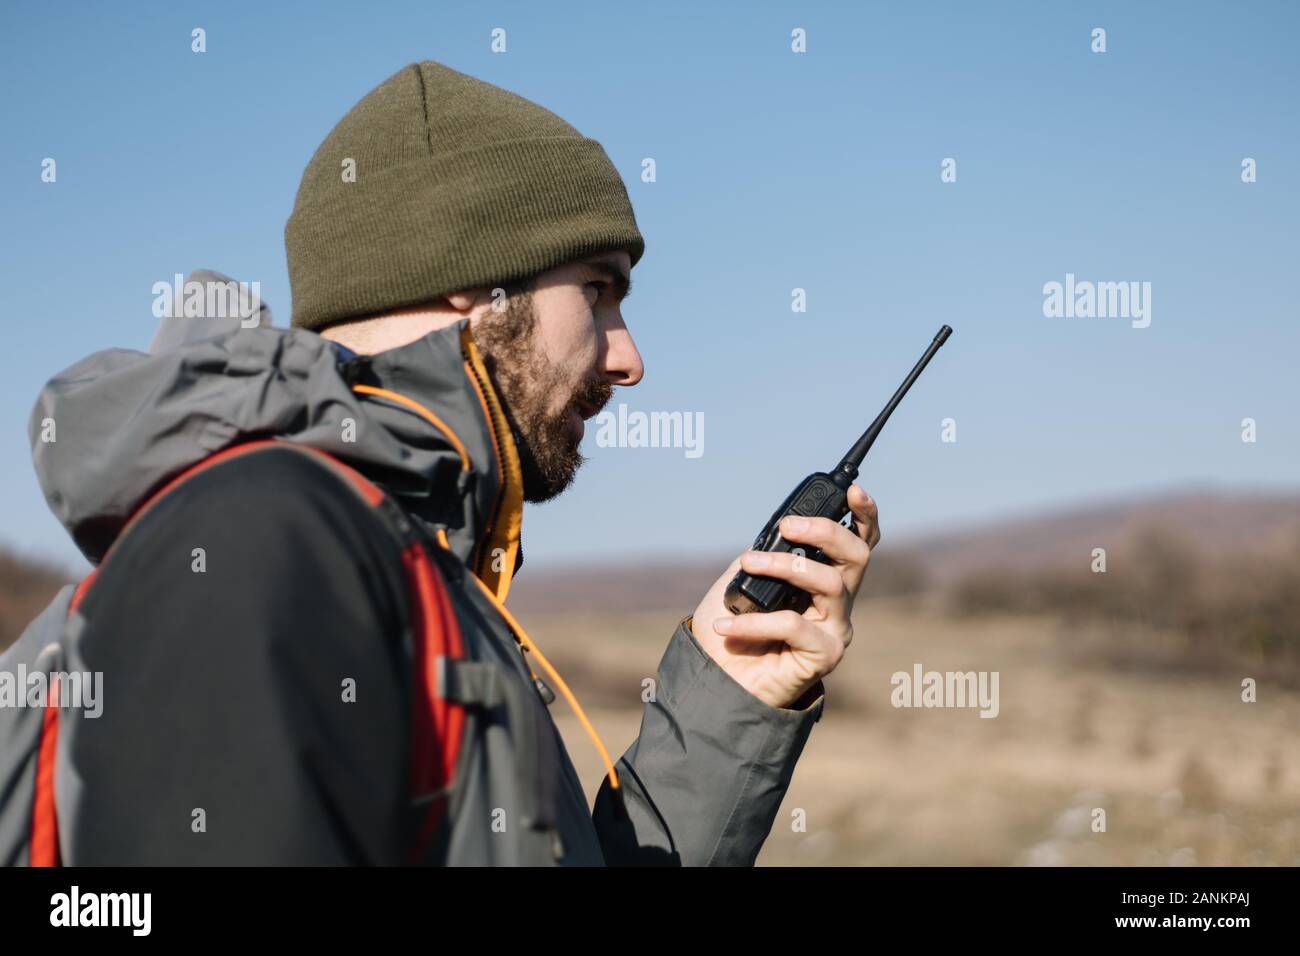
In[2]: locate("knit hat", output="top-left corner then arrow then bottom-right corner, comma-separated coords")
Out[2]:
285,61 -> 645,330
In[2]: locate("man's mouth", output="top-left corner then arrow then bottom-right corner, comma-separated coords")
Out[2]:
569,398 -> 603,442
566,377 -> 615,444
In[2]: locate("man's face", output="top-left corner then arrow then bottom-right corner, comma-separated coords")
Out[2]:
469,251 -> 642,502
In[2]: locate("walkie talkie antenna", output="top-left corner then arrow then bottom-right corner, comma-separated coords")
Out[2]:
831,324 -> 952,488
726,324 -> 955,615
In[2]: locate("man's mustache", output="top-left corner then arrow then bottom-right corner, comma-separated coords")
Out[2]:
570,376 -> 614,419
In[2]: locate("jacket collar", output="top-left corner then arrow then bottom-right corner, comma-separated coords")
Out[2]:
346,321 -> 524,602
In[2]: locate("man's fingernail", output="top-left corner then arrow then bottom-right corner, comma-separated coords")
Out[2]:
714,617 -> 733,634
783,517 -> 808,533
746,551 -> 771,569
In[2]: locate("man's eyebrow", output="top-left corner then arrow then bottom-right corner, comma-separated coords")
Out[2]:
584,257 -> 633,300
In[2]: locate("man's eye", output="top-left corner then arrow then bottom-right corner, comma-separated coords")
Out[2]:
586,282 -> 605,300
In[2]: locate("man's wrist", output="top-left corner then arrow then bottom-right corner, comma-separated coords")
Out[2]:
784,680 -> 826,712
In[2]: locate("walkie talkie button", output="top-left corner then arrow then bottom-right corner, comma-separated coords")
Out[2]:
795,490 -> 825,513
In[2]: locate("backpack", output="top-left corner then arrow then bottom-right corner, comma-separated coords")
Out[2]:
16,439 -> 466,866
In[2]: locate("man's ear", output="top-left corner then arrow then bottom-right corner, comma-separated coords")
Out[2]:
445,288 -> 492,314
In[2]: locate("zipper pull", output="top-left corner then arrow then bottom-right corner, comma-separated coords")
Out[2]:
516,644 -> 556,705
533,677 -> 556,706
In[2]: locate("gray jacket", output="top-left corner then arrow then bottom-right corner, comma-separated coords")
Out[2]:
0,273 -> 823,865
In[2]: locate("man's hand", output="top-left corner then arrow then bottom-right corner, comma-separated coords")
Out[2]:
689,485 -> 880,710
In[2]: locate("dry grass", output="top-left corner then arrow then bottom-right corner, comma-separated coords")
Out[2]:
951,527 -> 1300,685
0,545 -> 70,653
540,599 -> 1300,866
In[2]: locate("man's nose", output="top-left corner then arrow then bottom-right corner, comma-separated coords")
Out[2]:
604,327 -> 644,386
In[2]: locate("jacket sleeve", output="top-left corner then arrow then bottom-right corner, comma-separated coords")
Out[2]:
591,617 -> 824,866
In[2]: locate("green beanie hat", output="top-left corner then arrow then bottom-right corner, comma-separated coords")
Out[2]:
285,61 -> 645,330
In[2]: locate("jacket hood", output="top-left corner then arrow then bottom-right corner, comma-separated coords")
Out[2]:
29,271 -> 524,600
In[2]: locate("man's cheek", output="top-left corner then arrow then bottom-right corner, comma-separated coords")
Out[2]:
558,355 -> 596,400
553,319 -> 599,373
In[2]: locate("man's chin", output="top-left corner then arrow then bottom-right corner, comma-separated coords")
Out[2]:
518,429 -> 585,503
521,463 -> 582,504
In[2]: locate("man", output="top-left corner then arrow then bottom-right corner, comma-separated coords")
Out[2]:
0,61 -> 878,865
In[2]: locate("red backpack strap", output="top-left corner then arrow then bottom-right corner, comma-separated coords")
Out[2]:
28,573 -> 97,866
28,440 -> 465,866
401,524 -> 466,863
28,672 -> 66,866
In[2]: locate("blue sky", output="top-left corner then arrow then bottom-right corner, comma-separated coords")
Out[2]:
2,0 -> 1297,570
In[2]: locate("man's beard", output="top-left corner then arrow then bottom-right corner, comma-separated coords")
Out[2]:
469,293 -> 612,503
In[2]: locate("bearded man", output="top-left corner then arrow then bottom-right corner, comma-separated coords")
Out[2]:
0,61 -> 879,866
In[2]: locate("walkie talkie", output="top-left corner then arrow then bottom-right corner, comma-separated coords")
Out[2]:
724,325 -> 953,615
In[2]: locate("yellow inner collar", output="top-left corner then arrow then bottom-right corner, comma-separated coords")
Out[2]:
458,325 -> 524,604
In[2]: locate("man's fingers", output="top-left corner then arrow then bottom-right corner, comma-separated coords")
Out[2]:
846,485 -> 881,549
778,514 -> 870,569
738,549 -> 845,603
775,487 -> 878,595
713,609 -> 842,656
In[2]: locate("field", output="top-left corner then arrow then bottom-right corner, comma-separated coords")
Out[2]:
533,599 -> 1300,866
